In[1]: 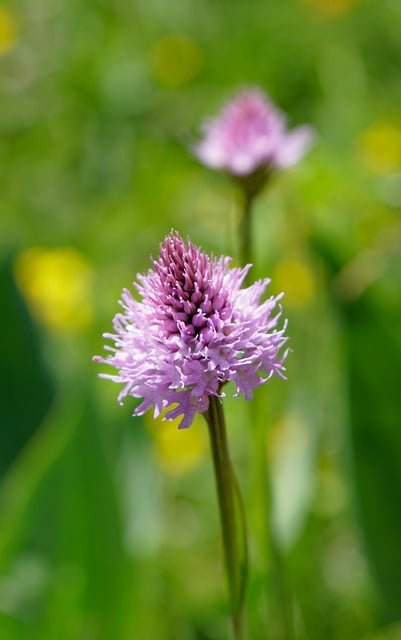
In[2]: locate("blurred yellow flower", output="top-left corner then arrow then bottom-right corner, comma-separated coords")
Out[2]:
301,0 -> 358,18
0,6 -> 19,55
146,410 -> 207,475
359,122 -> 401,175
272,259 -> 316,308
14,247 -> 93,333
150,34 -> 203,88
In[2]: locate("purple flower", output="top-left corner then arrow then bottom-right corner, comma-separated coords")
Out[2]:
94,232 -> 288,428
193,88 -> 314,179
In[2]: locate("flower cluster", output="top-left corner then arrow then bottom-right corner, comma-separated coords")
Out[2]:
193,87 -> 314,178
95,232 -> 288,428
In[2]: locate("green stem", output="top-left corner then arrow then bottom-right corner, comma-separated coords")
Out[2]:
237,167 -> 272,273
204,396 -> 248,640
239,191 -> 255,274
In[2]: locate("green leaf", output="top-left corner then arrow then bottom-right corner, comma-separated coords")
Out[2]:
0,254 -> 55,477
0,383 -> 130,639
345,294 -> 401,623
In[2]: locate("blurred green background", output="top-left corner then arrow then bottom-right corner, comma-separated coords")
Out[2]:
1,0 -> 401,638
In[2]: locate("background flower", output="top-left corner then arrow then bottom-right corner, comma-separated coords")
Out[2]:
95,232 -> 288,428
193,88 -> 314,178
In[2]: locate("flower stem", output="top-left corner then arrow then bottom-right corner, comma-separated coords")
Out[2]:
239,191 -> 254,275
205,396 -> 248,640
237,168 -> 272,275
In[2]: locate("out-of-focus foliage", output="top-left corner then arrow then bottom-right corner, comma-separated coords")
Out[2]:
1,0 -> 401,638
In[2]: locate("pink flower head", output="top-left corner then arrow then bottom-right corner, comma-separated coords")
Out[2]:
194,88 -> 314,179
94,232 -> 288,428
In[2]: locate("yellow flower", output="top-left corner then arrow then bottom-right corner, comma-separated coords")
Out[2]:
359,122 -> 401,175
146,410 -> 207,475
14,247 -> 93,333
0,6 -> 19,55
150,34 -> 203,88
301,0 -> 358,18
272,259 -> 316,308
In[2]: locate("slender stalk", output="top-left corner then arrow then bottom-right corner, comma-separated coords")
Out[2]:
237,167 -> 272,275
204,396 -> 248,640
239,191 -> 255,275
